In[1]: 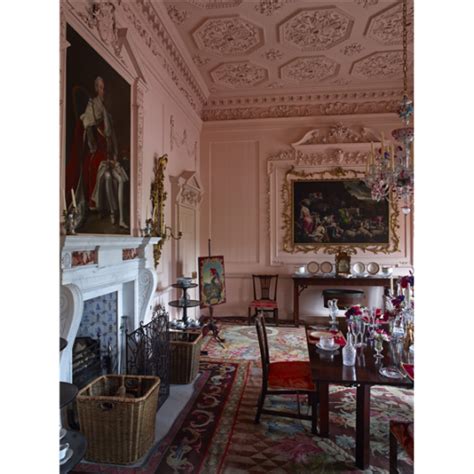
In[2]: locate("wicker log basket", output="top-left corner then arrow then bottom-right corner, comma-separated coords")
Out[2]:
169,331 -> 203,384
76,374 -> 160,464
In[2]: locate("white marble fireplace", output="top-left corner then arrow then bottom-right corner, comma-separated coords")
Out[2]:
60,235 -> 160,382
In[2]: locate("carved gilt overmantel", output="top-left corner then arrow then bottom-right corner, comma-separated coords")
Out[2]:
266,123 -> 412,268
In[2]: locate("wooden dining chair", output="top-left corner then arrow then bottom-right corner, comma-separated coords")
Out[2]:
248,274 -> 279,326
389,420 -> 414,473
254,314 -> 318,434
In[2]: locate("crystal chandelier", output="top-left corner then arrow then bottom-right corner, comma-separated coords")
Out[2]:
365,0 -> 414,214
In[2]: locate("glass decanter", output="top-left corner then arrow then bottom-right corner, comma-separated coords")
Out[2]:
328,299 -> 339,326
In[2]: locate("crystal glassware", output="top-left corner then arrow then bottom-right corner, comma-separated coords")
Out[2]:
374,337 -> 384,358
328,299 -> 339,326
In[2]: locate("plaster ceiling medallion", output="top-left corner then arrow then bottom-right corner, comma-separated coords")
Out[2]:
341,42 -> 364,56
211,61 -> 268,88
255,0 -> 290,16
192,16 -> 264,56
187,0 -> 243,8
351,51 -> 404,79
366,2 -> 414,45
279,7 -> 353,51
262,48 -> 284,61
280,56 -> 339,83
192,54 -> 211,67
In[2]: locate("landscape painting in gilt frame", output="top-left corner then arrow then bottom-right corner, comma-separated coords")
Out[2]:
198,256 -> 226,307
65,24 -> 131,234
292,179 -> 389,247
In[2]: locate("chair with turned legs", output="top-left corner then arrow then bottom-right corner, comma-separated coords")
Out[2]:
254,314 -> 318,434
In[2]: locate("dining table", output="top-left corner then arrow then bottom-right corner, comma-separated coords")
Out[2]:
305,316 -> 414,469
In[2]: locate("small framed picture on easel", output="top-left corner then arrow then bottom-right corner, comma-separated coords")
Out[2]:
198,256 -> 226,307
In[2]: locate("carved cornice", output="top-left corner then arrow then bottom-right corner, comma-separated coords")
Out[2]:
121,0 -> 207,113
202,99 -> 400,121
204,89 -> 405,108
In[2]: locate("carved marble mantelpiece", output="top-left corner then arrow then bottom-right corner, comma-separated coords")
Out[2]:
60,235 -> 160,382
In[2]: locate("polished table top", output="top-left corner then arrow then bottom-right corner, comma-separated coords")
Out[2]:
305,317 -> 413,387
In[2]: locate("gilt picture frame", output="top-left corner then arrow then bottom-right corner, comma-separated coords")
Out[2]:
282,167 -> 400,254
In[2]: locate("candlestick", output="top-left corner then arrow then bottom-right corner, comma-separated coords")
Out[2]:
71,188 -> 77,209
62,188 -> 67,210
146,199 -> 149,221
390,276 -> 394,294
380,133 -> 385,157
370,142 -> 374,166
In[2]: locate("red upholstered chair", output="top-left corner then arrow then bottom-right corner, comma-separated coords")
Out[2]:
248,274 -> 279,326
389,420 -> 414,473
254,314 -> 318,434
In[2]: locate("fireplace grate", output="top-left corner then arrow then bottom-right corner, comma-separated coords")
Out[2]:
73,337 -> 102,390
126,306 -> 170,409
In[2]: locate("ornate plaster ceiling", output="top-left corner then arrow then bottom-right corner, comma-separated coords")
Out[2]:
161,0 -> 414,119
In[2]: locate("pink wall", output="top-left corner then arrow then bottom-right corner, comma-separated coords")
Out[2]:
200,115 -> 414,321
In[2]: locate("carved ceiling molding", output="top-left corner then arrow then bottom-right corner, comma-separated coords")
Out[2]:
167,4 -> 189,25
211,62 -> 268,88
204,89 -> 405,108
202,99 -> 400,121
193,16 -> 263,56
366,2 -> 414,46
170,115 -> 198,158
354,0 -> 379,7
279,7 -> 353,51
280,56 -> 339,83
187,0 -> 243,8
121,0 -> 207,113
351,51 -> 405,79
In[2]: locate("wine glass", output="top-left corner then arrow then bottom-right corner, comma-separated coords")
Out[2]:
374,337 -> 384,358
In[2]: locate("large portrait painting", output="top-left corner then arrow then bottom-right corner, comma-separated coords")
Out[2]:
198,256 -> 226,307
65,24 -> 131,234
282,167 -> 399,254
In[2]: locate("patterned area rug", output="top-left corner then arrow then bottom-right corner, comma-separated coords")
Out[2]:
73,324 -> 414,473
203,324 -> 308,362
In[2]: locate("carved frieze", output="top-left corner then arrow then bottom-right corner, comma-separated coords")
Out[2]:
202,99 -> 400,121
279,7 -> 353,51
280,56 -> 339,83
351,51 -> 404,79
211,62 -> 268,88
192,16 -> 264,56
